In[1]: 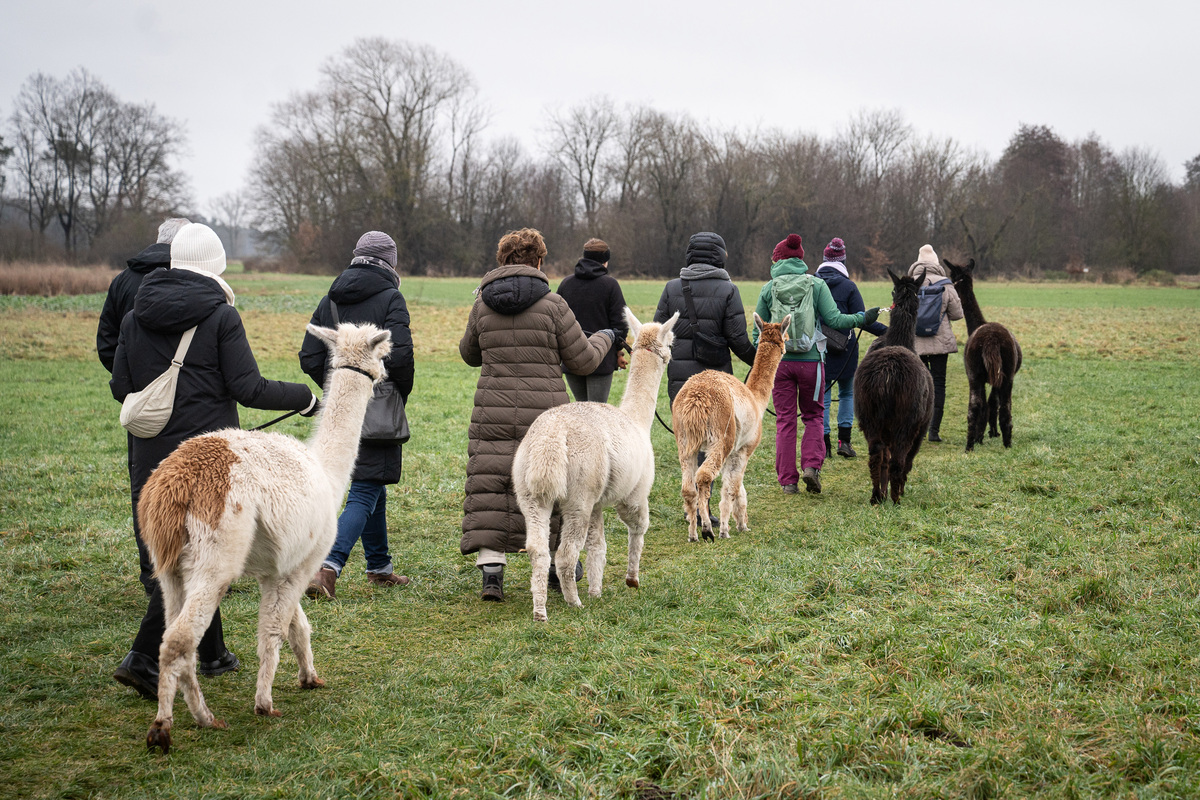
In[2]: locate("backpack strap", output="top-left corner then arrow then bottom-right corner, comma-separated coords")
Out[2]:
680,280 -> 701,331
171,327 -> 197,367
329,299 -> 340,325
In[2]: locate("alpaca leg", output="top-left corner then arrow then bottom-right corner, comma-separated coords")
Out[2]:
524,503 -> 553,622
899,433 -> 924,499
997,383 -> 1014,447
718,447 -> 751,538
253,578 -> 298,717
556,506 -> 590,610
618,499 -> 650,589
679,448 -> 700,543
148,579 -> 224,752
696,441 -> 730,541
584,503 -> 607,599
966,382 -> 987,452
867,440 -> 888,505
287,599 -> 324,690
987,387 -> 1001,438
735,481 -> 749,532
889,450 -> 908,505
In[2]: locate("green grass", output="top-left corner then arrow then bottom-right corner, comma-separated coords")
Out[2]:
2,278 -> 1200,798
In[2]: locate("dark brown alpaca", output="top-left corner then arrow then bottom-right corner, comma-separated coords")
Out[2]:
853,269 -> 934,505
943,258 -> 1022,451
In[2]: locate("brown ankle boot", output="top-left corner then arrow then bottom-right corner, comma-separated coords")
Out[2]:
367,572 -> 410,587
305,566 -> 337,600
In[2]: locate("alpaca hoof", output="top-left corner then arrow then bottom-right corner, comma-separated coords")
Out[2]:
719,530 -> 730,539
147,721 -> 171,754
533,610 -> 548,622
701,529 -> 714,542
626,577 -> 639,589
568,598 -> 583,609
255,705 -> 282,718
211,718 -> 228,730
870,495 -> 882,506
688,534 -> 699,543
588,588 -> 602,599
300,677 -> 325,690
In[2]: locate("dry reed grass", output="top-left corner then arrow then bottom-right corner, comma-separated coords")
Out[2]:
0,262 -> 118,296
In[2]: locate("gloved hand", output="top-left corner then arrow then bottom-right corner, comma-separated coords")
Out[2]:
300,392 -> 322,417
861,307 -> 881,327
595,328 -> 618,344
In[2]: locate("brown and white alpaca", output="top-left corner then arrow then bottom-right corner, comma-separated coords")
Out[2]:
139,323 -> 391,754
513,309 -> 678,622
944,258 -> 1022,451
854,270 -> 934,505
671,313 -> 790,542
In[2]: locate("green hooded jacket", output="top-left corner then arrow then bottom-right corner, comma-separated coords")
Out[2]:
753,258 -> 864,362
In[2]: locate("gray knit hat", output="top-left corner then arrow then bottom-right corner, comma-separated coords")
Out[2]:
353,231 -> 397,268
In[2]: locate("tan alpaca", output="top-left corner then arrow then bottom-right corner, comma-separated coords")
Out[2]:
513,308 -> 678,622
139,323 -> 392,754
672,313 -> 790,542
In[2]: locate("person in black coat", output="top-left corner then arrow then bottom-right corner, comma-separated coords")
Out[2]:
298,231 -> 415,600
97,218 -> 191,373
556,237 -> 628,402
653,231 -> 756,403
109,223 -> 318,700
814,238 -> 888,458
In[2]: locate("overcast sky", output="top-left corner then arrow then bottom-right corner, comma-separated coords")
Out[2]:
3,0 -> 1197,213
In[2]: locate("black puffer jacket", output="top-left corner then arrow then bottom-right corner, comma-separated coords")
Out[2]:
298,262 -> 415,484
110,268 -> 314,490
556,258 -> 628,376
97,243 -> 171,372
814,264 -> 888,387
653,264 -> 756,402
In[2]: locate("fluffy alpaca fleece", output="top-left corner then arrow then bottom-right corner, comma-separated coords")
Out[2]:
854,270 -> 934,505
944,258 -> 1022,451
513,308 -> 678,622
140,322 -> 392,754
671,313 -> 790,542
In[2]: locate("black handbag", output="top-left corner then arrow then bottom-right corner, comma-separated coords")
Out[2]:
823,324 -> 852,356
329,301 -> 410,445
681,280 -> 728,367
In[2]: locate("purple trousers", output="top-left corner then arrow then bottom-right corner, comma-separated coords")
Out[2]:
772,360 -> 826,485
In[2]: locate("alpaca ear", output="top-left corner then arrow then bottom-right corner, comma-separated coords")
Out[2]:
624,307 -> 642,339
780,314 -> 792,332
307,324 -> 337,349
966,258 -> 976,272
658,311 -> 680,342
915,268 -> 927,285
368,329 -> 393,357
887,268 -> 902,285
753,312 -> 764,332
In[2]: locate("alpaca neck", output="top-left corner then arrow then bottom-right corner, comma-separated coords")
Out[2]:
619,348 -> 668,430
744,344 -> 785,408
883,303 -> 918,352
309,368 -> 374,495
957,282 -> 987,334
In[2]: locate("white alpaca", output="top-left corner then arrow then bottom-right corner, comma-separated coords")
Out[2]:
139,323 -> 391,754
513,308 -> 678,622
672,313 -> 790,542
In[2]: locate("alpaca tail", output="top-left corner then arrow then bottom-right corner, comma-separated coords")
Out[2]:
137,435 -> 239,578
514,425 -> 570,508
983,347 -> 1004,388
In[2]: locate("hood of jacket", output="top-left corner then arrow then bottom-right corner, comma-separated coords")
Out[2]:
329,262 -> 400,305
479,264 -> 550,315
815,263 -> 849,288
572,257 -> 608,280
908,258 -> 947,281
680,262 -> 731,281
133,268 -> 228,334
126,242 -> 172,274
770,257 -> 809,279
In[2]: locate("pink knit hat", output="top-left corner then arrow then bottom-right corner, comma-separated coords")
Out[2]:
772,233 -> 804,262
824,238 -> 846,262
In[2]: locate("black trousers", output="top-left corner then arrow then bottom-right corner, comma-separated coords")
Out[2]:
920,353 -> 948,434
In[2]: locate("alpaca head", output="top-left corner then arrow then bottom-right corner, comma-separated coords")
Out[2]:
305,323 -> 393,382
625,308 -> 678,364
753,312 -> 790,357
944,257 -> 976,294
887,268 -> 924,318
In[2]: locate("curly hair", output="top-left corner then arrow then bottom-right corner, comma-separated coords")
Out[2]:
496,228 -> 547,268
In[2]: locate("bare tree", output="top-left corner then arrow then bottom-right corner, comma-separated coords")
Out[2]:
1112,146 -> 1170,272
545,96 -> 617,231
210,190 -> 249,258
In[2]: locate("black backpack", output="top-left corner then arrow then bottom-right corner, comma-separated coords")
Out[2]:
915,279 -> 952,337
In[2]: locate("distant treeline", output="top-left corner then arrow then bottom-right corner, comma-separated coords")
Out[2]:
4,39 -> 1199,277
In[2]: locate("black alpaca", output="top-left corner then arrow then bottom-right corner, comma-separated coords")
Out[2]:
853,269 -> 934,505
943,258 -> 1022,451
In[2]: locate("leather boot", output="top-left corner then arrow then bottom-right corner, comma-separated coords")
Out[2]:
929,403 -> 944,442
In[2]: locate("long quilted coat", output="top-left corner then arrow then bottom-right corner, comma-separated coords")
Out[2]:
459,264 -> 610,555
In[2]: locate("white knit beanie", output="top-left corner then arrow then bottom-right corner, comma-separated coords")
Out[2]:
917,244 -> 938,264
171,223 -> 226,276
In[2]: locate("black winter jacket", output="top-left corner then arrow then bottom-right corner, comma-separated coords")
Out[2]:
814,265 -> 888,387
653,265 -> 756,402
556,258 -> 628,376
97,243 -> 172,372
110,268 -> 314,491
298,262 -> 415,484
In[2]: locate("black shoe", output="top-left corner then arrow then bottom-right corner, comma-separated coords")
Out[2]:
781,483 -> 799,495
824,434 -> 832,460
837,440 -> 857,458
928,431 -> 942,443
547,560 -> 585,593
113,650 -> 158,701
197,649 -> 240,677
481,568 -> 504,602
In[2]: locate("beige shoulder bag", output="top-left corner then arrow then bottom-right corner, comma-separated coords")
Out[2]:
119,327 -> 198,439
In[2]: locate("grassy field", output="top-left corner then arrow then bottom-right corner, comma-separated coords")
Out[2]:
2,274 -> 1200,799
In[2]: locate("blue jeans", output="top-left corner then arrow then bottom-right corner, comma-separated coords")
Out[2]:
823,380 -> 855,435
323,481 -> 394,576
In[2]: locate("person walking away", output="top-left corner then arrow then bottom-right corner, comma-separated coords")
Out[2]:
653,232 -> 757,524
908,244 -> 963,442
556,238 -> 629,402
814,238 -> 888,459
753,234 -> 879,495
300,231 -> 415,599
109,223 -> 319,699
459,228 -> 616,602
97,217 -> 191,595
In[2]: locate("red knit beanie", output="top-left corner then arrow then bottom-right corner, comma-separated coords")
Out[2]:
772,233 -> 804,262
824,237 -> 846,262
